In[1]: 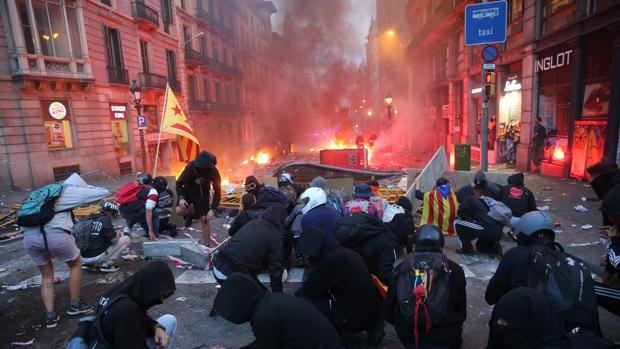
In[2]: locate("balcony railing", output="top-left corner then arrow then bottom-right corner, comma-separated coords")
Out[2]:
139,72 -> 167,90
209,102 -> 243,114
196,7 -> 220,29
188,99 -> 209,111
131,1 -> 159,27
185,48 -> 202,66
169,79 -> 182,92
107,66 -> 129,85
201,56 -> 242,80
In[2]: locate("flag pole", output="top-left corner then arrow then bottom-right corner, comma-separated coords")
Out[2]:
153,84 -> 169,177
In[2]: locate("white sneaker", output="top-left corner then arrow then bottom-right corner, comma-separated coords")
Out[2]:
282,269 -> 288,283
99,265 -> 119,273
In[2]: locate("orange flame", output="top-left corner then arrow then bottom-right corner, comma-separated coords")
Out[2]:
221,177 -> 230,187
255,151 -> 270,165
552,146 -> 565,161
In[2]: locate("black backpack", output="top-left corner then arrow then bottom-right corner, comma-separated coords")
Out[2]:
396,252 -> 451,347
65,295 -> 128,349
526,245 -> 600,333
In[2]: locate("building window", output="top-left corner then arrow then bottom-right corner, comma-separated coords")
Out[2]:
211,40 -> 218,60
43,100 -> 74,149
203,78 -> 210,102
508,0 -> 524,22
200,36 -> 207,57
539,86 -> 571,136
223,47 -> 228,65
144,104 -> 158,133
180,0 -> 185,10
104,27 -> 123,68
140,40 -> 150,73
161,0 -> 172,33
101,0 -> 112,6
166,49 -> 177,81
542,0 -> 577,34
183,27 -> 191,50
188,75 -> 197,101
215,81 -> 222,102
18,0 -> 83,58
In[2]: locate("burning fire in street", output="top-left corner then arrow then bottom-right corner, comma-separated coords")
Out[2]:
552,146 -> 566,162
221,177 -> 230,187
241,150 -> 271,166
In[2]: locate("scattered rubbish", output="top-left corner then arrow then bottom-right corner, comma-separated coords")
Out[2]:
553,229 -> 563,234
214,284 -> 221,289
581,224 -> 594,230
571,224 -> 577,227
158,235 -> 173,240
581,197 -> 587,202
0,267 -> 8,273
53,277 -> 61,284
583,184 -> 591,187
10,339 -> 34,346
554,220 -> 561,227
562,193 -> 567,196
121,251 -> 140,261
5,284 -> 28,291
175,296 -> 188,302
542,198 -> 553,202
568,241 -> 600,247
542,187 -> 553,191
537,206 -> 550,211
166,256 -> 199,270
31,324 -> 41,330
574,205 -> 588,212
222,223 -> 231,229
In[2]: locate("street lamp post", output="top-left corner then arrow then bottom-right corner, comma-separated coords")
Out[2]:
130,80 -> 147,172
384,94 -> 393,125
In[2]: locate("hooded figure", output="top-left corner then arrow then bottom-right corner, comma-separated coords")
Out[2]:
98,261 -> 177,349
385,197 -> 416,253
213,204 -> 286,292
500,172 -> 537,218
295,227 -> 384,344
588,159 -> 620,226
456,171 -> 502,202
215,273 -> 341,349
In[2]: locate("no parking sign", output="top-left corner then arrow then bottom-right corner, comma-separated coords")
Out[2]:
137,114 -> 147,130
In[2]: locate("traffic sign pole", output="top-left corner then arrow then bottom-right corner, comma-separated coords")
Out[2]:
481,68 -> 489,172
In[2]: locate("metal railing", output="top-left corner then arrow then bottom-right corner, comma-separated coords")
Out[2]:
196,7 -> 220,29
184,48 -> 202,62
107,66 -> 129,85
139,72 -> 167,89
131,1 -> 159,27
188,99 -> 209,111
209,102 -> 243,114
201,56 -> 242,79
169,79 -> 182,92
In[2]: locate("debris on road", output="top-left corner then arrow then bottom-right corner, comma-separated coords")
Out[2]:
175,296 -> 188,302
574,205 -> 588,212
581,197 -> 587,202
537,205 -> 550,211
542,198 -> 553,202
10,339 -> 34,346
581,224 -> 594,230
553,229 -> 563,234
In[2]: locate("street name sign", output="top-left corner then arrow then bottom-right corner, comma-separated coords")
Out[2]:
465,1 -> 508,45
482,63 -> 496,70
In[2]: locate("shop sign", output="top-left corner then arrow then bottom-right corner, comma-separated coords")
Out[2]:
48,101 -> 67,120
535,50 -> 573,73
504,80 -> 522,92
109,104 -> 127,119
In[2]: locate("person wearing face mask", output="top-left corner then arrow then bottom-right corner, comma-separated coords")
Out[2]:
175,151 -> 222,246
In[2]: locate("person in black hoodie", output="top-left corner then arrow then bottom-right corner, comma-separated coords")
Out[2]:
214,272 -> 342,349
96,261 -> 176,349
587,159 -> 620,226
385,196 -> 415,253
454,192 -> 504,255
500,172 -> 536,220
212,204 -> 285,292
456,171 -> 502,203
245,175 -> 289,209
295,226 -> 384,345
383,224 -> 466,349
176,151 -> 221,246
335,211 -> 399,285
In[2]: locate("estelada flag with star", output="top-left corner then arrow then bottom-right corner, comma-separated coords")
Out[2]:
161,84 -> 200,162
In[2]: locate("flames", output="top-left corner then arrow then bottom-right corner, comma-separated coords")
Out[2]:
221,177 -> 230,187
323,137 -> 374,164
241,150 -> 271,166
552,146 -> 565,162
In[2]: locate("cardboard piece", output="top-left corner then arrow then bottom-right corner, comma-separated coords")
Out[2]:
259,176 -> 278,188
325,177 -> 354,196
405,146 -> 449,212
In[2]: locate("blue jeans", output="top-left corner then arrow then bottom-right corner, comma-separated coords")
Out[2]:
65,315 -> 177,349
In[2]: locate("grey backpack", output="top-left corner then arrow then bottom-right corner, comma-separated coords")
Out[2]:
481,196 -> 512,226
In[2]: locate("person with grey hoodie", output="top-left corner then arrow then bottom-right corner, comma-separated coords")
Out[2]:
21,173 -> 110,328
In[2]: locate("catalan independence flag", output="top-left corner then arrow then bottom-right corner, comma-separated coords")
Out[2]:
420,187 -> 459,236
161,84 -> 200,162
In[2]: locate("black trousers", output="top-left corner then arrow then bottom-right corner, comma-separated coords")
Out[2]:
454,219 -> 502,252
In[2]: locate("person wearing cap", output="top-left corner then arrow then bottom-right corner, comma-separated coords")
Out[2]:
300,187 -> 341,246
368,180 -> 389,219
485,211 -> 600,334
214,273 -> 341,349
175,151 -> 221,246
455,171 -> 501,203
383,224 -> 466,349
346,184 -> 379,217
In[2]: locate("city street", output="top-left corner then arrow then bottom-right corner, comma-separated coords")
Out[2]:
1,172 -> 619,348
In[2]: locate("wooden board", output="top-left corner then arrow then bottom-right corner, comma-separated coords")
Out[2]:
325,177 -> 354,196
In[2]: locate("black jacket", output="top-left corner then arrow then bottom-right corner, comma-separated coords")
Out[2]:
296,226 -> 381,331
386,212 -> 415,253
214,204 -> 285,292
456,183 -> 502,203
82,214 -> 116,258
335,213 -> 399,285
228,208 -> 264,237
215,273 -> 341,349
384,257 -> 467,348
457,195 -> 503,231
176,152 -> 221,210
99,261 -> 176,349
500,173 -> 536,217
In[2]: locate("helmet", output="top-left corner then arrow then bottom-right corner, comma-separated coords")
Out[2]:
279,173 -> 293,185
300,187 -> 327,215
136,172 -> 153,185
514,211 -> 555,246
413,224 -> 444,252
99,200 -> 119,215
153,176 -> 168,192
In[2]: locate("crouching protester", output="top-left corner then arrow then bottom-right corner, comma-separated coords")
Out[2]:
117,173 -> 159,241
485,211 -> 601,336
153,176 -> 177,237
66,261 -> 177,349
214,273 -> 342,349
383,224 -> 466,349
79,200 -> 131,273
295,226 -> 385,346
488,288 -> 617,349
18,173 -> 110,328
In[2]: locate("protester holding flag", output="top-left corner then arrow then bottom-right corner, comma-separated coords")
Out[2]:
416,177 -> 459,236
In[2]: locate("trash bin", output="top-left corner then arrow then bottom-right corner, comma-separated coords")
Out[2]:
454,144 -> 471,171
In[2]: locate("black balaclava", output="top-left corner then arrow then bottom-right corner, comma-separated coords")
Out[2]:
261,203 -> 286,230
489,287 -> 568,349
194,151 -> 216,176
396,196 -> 413,213
104,261 -> 176,311
296,226 -> 336,261
214,273 -> 266,324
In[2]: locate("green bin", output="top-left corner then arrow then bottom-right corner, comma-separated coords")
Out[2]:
454,144 -> 471,171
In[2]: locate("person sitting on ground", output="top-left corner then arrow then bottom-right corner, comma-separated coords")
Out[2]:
295,226 -> 385,346
454,188 -> 505,255
385,196 -> 416,253
335,205 -> 399,286
383,224 -> 466,349
416,177 -> 459,236
488,287 -> 614,349
309,176 -> 345,216
152,176 -> 177,237
214,273 -> 341,349
20,173 -> 109,328
90,261 -> 176,349
456,171 -> 502,203
368,180 -> 389,219
212,204 -> 286,292
81,200 -> 131,273
499,172 -> 536,226
118,173 -> 159,241
346,184 -> 380,218
485,211 -> 601,335
175,151 -> 221,246
300,187 -> 341,246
